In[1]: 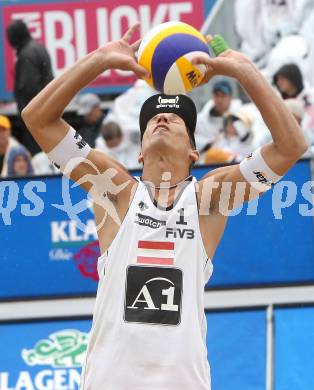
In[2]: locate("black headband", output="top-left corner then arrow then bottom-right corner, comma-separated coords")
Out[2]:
139,94 -> 196,147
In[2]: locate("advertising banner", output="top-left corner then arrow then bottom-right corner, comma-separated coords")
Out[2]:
0,309 -> 266,390
206,309 -> 266,390
0,161 -> 313,299
0,174 -> 102,299
210,159 -> 314,287
274,307 -> 314,390
0,318 -> 90,390
0,0 -> 216,99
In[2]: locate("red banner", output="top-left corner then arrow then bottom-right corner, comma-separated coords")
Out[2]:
3,0 -> 205,93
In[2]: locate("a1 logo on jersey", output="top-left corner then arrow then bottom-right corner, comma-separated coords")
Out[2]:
124,266 -> 182,326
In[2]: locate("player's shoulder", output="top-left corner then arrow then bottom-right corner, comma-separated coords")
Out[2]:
197,164 -> 238,185
91,149 -> 136,181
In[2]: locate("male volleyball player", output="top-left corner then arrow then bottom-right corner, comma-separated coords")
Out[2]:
22,24 -> 306,389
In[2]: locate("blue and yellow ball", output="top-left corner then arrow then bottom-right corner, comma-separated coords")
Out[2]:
138,21 -> 210,94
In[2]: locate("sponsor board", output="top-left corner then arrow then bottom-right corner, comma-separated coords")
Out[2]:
0,162 -> 313,299
49,218 -> 99,281
0,320 -> 91,390
0,311 -> 268,390
0,175 -> 100,299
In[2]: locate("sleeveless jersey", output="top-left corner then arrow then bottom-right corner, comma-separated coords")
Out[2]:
80,177 -> 213,390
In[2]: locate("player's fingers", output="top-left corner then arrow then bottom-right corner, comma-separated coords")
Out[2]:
191,55 -> 213,66
129,61 -> 150,79
131,39 -> 142,52
122,23 -> 140,43
199,64 -> 215,85
204,34 -> 213,45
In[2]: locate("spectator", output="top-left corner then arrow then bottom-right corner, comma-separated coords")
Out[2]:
96,121 -> 123,149
208,110 -> 255,163
32,151 -> 59,175
300,6 -> 314,86
77,93 -> 105,148
235,0 -> 314,67
0,115 -> 21,177
6,19 -> 53,155
273,63 -> 314,136
282,99 -> 313,157
195,80 -> 242,154
104,80 -> 155,147
7,145 -> 33,177
273,63 -> 304,100
255,98 -> 309,151
95,121 -> 140,169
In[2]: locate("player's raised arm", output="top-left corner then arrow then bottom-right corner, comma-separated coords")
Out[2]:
21,24 -> 148,191
193,36 -> 308,211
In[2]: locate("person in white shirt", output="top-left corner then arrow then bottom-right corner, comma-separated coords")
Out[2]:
76,93 -> 105,148
235,0 -> 314,67
104,79 -> 155,148
32,151 -> 59,175
195,80 -> 242,159
95,121 -> 141,169
273,63 -> 314,137
21,25 -> 307,389
212,110 -> 255,162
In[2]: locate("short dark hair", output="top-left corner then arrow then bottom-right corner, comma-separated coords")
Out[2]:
101,121 -> 122,142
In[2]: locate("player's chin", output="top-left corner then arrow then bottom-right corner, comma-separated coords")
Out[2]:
148,134 -> 174,150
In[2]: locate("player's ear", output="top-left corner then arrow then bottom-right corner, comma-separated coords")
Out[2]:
190,149 -> 199,164
138,151 -> 144,164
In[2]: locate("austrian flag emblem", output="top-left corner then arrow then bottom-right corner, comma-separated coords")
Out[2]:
137,241 -> 175,266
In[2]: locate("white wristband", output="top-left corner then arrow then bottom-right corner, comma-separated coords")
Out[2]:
239,147 -> 282,192
47,127 -> 91,175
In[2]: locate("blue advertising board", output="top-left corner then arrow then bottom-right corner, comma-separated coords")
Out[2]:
206,309 -> 266,390
0,160 -> 313,299
274,306 -> 314,390
0,318 -> 90,390
1,174 -> 100,299
209,159 -> 314,287
0,309 -> 266,390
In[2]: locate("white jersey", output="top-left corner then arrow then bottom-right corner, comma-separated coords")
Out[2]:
80,177 -> 213,390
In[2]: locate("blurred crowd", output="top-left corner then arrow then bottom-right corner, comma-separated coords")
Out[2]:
1,0 -> 314,178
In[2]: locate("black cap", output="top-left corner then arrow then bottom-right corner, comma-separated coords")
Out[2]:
139,94 -> 196,147
213,80 -> 232,95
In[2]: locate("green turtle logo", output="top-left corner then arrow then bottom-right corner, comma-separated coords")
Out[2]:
21,329 -> 89,368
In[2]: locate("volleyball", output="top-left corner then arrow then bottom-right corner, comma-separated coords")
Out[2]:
138,22 -> 211,94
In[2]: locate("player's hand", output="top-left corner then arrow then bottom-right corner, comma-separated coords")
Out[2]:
101,23 -> 149,79
192,35 -> 252,84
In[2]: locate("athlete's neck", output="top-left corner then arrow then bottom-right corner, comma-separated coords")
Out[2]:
141,158 -> 192,209
141,158 -> 190,189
